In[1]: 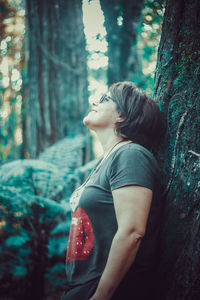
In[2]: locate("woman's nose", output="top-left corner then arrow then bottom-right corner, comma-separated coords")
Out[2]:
92,99 -> 99,106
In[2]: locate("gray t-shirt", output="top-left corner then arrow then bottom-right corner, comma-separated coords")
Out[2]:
65,143 -> 161,286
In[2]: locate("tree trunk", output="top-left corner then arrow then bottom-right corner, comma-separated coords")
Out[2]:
100,0 -> 145,86
22,0 -> 89,158
154,0 -> 200,299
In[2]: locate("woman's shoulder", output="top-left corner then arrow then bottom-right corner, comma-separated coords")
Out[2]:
128,143 -> 157,160
114,142 -> 156,159
111,142 -> 159,173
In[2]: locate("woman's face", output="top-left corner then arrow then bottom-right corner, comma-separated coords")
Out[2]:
83,94 -> 120,131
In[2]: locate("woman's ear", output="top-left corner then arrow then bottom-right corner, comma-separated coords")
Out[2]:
116,115 -> 125,122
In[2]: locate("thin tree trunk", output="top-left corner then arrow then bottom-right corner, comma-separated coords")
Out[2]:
120,0 -> 144,83
100,0 -> 144,85
22,0 -> 89,158
154,0 -> 200,299
21,1 -> 91,298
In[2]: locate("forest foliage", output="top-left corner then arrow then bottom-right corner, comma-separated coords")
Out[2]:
2,0 -> 199,299
0,0 -> 164,298
0,134 -> 98,299
0,0 -> 163,162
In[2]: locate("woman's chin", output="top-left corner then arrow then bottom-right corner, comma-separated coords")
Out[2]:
83,116 -> 97,131
83,115 -> 91,127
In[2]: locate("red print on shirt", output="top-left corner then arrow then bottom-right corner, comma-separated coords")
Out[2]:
66,206 -> 94,261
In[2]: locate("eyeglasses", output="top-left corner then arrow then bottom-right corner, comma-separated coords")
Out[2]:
99,94 -> 115,103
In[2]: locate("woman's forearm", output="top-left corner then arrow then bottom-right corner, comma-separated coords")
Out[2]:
90,230 -> 143,300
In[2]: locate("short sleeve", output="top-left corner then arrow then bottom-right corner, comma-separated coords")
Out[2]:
109,146 -> 157,191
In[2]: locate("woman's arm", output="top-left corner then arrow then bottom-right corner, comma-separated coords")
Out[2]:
89,185 -> 152,300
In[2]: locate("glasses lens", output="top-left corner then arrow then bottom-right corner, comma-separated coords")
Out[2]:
99,94 -> 114,103
99,94 -> 108,103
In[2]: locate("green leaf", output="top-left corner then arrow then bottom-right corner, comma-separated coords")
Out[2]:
12,265 -> 27,276
48,236 -> 68,258
47,263 -> 65,275
45,263 -> 66,286
51,219 -> 70,235
5,233 -> 29,247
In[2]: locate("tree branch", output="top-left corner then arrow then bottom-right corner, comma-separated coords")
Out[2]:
39,44 -> 84,75
188,150 -> 200,157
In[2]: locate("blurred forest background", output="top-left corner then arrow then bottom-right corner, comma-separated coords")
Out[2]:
0,0 -> 199,299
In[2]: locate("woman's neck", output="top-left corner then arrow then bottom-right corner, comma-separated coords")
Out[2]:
94,128 -> 131,157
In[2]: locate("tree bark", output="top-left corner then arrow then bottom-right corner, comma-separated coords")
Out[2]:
154,0 -> 200,299
100,0 -> 145,86
22,0 -> 89,158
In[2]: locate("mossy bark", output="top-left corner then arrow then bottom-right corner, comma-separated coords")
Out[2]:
154,0 -> 200,299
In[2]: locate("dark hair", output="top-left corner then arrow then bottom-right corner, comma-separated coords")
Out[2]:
109,81 -> 163,150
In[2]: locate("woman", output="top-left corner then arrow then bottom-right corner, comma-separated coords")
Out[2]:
61,81 -> 163,300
